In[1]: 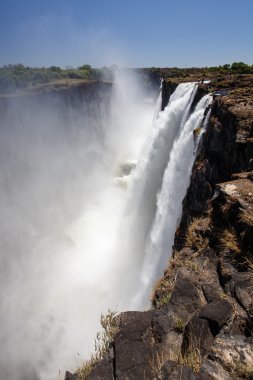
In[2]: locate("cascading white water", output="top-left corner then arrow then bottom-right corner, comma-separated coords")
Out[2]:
0,74 -> 212,379
114,83 -> 199,305
131,92 -> 212,307
116,83 -> 212,309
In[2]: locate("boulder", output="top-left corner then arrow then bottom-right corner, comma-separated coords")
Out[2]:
182,317 -> 214,356
114,310 -> 173,379
228,272 -> 253,311
167,269 -> 205,321
197,300 -> 234,335
160,360 -> 198,380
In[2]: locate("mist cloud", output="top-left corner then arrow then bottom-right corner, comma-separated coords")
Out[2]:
0,70 -> 157,379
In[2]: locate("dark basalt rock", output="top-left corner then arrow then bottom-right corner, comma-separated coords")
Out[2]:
227,272 -> 253,311
86,356 -> 114,380
175,91 -> 253,250
160,360 -> 198,380
201,282 -> 223,304
113,310 -> 180,379
166,269 -> 205,321
161,81 -> 177,110
197,300 -> 234,336
182,317 -> 214,356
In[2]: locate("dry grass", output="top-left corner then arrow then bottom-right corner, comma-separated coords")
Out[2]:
149,349 -> 168,378
151,254 -> 181,308
148,345 -> 202,377
151,276 -> 174,309
152,216 -> 210,309
76,310 -> 119,379
179,329 -> 204,374
174,317 -> 185,333
219,291 -> 230,300
173,249 -> 203,272
239,211 -> 253,227
220,202 -> 233,221
148,346 -> 182,378
179,333 -> 202,374
178,347 -> 202,373
76,354 -> 99,380
183,257 -> 203,272
152,248 -> 205,308
234,362 -> 253,379
218,228 -> 240,254
244,257 -> 253,272
184,218 -> 209,251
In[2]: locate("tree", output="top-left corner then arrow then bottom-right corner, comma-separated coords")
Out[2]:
231,62 -> 249,73
78,64 -> 92,71
49,66 -> 61,72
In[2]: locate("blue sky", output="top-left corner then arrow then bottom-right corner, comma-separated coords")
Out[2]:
0,0 -> 252,68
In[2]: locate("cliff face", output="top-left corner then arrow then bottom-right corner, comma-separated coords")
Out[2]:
176,88 -> 253,248
0,80 -> 113,120
67,77 -> 253,380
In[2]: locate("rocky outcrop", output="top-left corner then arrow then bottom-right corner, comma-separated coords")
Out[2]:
67,76 -> 253,379
175,84 -> 253,249
161,81 -> 177,110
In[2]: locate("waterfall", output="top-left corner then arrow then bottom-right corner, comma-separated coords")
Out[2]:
119,84 -> 197,282
128,86 -> 212,308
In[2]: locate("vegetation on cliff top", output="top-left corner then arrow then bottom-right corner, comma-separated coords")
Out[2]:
0,64 -> 114,94
1,61 -> 253,95
149,61 -> 253,79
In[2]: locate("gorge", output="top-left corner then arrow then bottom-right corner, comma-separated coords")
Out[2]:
0,70 -> 252,380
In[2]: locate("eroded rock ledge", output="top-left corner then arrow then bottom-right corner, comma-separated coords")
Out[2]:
67,76 -> 253,380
